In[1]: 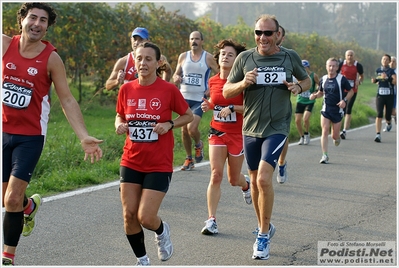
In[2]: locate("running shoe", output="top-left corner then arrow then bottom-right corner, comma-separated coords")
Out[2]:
374,134 -> 381,143
269,223 -> 276,239
2,257 -> 13,266
252,223 -> 275,239
22,194 -> 42,237
181,158 -> 194,171
194,141 -> 204,163
276,161 -> 287,184
201,217 -> 218,235
136,256 -> 150,266
320,154 -> 329,164
155,221 -> 173,261
252,236 -> 270,260
242,175 -> 252,204
384,124 -> 392,132
298,136 -> 304,145
340,131 -> 346,139
333,138 -> 341,146
303,133 -> 310,145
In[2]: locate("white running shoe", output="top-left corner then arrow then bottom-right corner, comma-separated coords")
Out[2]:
252,235 -> 270,260
242,175 -> 252,204
298,136 -> 304,145
320,154 -> 329,164
253,223 -> 275,238
155,222 -> 173,261
304,133 -> 310,145
136,256 -> 150,266
201,217 -> 218,235
276,162 -> 287,184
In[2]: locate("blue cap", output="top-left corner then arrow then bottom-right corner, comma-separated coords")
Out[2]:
131,27 -> 149,39
302,60 -> 310,68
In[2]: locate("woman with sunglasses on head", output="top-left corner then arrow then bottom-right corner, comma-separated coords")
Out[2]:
223,14 -> 311,261
115,41 -> 193,266
200,39 -> 250,236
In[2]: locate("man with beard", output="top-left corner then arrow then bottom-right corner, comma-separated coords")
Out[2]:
173,31 -> 219,171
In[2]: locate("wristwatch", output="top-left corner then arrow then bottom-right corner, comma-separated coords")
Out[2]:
343,98 -> 348,103
168,120 -> 174,130
228,105 -> 234,112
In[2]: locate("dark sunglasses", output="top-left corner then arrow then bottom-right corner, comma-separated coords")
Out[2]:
254,30 -> 277,37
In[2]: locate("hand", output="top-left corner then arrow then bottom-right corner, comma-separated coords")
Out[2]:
81,136 -> 103,163
152,122 -> 172,135
115,122 -> 128,135
283,80 -> 301,95
217,106 -> 232,119
173,74 -> 182,84
337,100 -> 346,109
117,70 -> 125,84
201,97 -> 213,112
243,67 -> 258,86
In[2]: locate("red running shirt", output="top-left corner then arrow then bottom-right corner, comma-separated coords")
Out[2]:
116,77 -> 189,172
2,35 -> 56,136
209,73 -> 243,134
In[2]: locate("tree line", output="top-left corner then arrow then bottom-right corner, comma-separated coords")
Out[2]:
158,2 -> 397,55
2,2 -> 388,103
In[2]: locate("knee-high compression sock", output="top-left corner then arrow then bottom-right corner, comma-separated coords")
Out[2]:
126,230 -> 146,258
3,211 -> 24,247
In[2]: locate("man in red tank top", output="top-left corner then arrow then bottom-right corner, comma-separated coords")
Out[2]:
105,27 -> 172,90
2,3 -> 103,266
338,50 -> 364,139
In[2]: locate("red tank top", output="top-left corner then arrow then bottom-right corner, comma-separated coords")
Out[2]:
340,60 -> 359,92
2,35 -> 56,135
123,52 -> 138,82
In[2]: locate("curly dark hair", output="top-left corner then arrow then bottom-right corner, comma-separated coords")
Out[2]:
17,2 -> 57,33
213,39 -> 247,67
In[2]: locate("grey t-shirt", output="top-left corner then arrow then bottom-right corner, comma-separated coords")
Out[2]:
227,46 -> 308,138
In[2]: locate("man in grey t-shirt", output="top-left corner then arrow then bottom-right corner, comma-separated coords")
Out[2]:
223,14 -> 311,261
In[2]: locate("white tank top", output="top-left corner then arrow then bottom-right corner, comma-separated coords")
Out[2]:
180,51 -> 211,101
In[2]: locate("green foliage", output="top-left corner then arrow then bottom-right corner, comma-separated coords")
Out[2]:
2,2 -> 387,103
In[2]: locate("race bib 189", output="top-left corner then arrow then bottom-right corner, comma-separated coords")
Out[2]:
2,82 -> 33,109
128,120 -> 158,142
256,66 -> 287,85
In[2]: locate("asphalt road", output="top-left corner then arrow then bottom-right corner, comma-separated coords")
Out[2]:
8,123 -> 397,267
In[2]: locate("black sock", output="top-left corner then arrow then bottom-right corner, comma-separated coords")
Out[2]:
23,194 -> 28,208
3,211 -> 24,247
126,230 -> 146,258
155,221 -> 164,236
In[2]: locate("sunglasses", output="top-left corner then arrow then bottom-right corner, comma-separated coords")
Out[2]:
254,30 -> 277,37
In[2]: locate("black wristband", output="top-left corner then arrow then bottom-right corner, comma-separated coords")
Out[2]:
168,120 -> 174,130
296,83 -> 303,93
